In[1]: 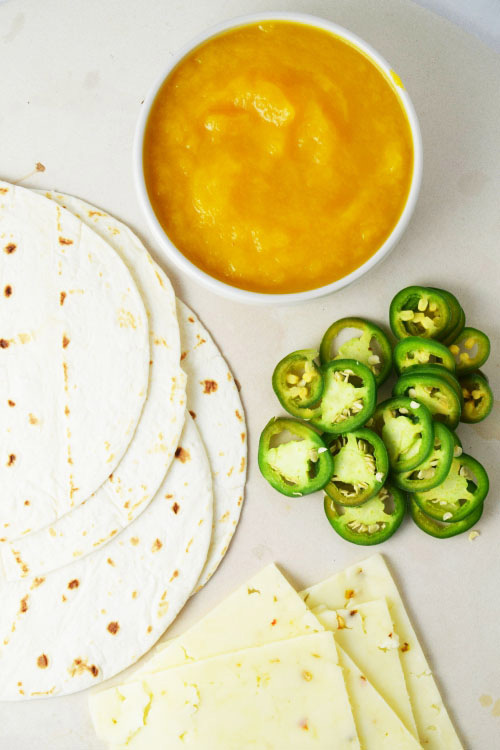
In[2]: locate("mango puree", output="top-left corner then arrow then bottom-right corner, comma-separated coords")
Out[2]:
143,22 -> 414,294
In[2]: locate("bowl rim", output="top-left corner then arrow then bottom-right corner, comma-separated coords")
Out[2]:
133,11 -> 423,306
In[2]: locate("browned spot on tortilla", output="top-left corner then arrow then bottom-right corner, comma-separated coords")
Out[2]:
64,405 -> 70,416
4,285 -> 12,297
24,500 -> 30,505
59,237 -> 73,245
220,511 -> 230,522
132,590 -> 138,599
88,210 -> 104,217
107,558 -> 115,566
202,379 -> 218,394
68,579 -> 79,589
240,457 -> 246,472
60,291 -> 66,306
180,351 -> 187,361
62,335 -> 70,348
130,536 -> 139,546
170,570 -> 179,582
188,316 -> 195,323
165,493 -> 173,499
175,446 -> 190,463
63,361 -> 68,389
227,372 -> 232,381
4,243 -> 16,253
147,625 -> 152,633
227,467 -> 233,477
35,162 -> 46,172
152,538 -> 163,553
235,409 -> 243,422
238,496 -> 243,506
0,188 -> 9,194
107,621 -> 119,635
401,642 -> 410,653
188,410 -> 196,420
186,538 -> 193,553
28,414 -> 38,425
7,400 -> 15,407
20,596 -> 28,613
241,432 -> 246,443
7,454 -> 16,466
37,654 -> 49,669
31,577 -> 45,589
154,270 -> 165,288
172,502 -> 180,514
0,339 -> 10,349
62,595 -> 67,602
69,658 -> 99,678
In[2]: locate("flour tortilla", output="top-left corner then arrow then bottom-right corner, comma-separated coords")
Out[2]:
0,181 -> 150,539
176,301 -> 247,589
0,193 -> 186,581
0,414 -> 212,700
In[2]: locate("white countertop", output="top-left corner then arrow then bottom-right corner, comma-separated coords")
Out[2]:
0,1 -> 499,748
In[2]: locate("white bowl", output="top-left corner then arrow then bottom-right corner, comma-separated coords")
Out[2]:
134,12 -> 423,305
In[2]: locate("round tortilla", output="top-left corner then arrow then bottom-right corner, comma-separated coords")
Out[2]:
177,301 -> 247,589
0,414 -> 212,700
0,182 -> 150,539
0,193 -> 186,581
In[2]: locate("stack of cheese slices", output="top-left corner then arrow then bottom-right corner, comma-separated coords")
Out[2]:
0,180 -> 246,700
91,554 -> 463,750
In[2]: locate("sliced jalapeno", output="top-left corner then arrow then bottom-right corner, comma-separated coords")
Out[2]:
429,288 -> 465,345
392,423 -> 454,492
410,496 -> 483,539
258,418 -> 333,497
324,483 -> 405,546
369,397 -> 434,473
319,317 -> 393,385
393,371 -> 461,430
399,364 -> 463,406
272,349 -> 323,412
459,372 -> 493,423
309,359 -> 377,435
389,286 -> 450,340
324,429 -> 388,506
394,337 -> 456,374
413,453 -> 489,522
449,327 -> 490,375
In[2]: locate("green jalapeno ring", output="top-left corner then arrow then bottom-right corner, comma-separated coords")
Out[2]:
389,286 -> 450,340
309,359 -> 377,435
258,417 -> 334,498
324,428 -> 389,507
393,372 -> 462,430
369,397 -> 434,473
459,372 -> 493,423
449,327 -> 491,376
399,365 -> 463,407
412,453 -> 489,522
392,422 -> 454,493
409,495 -> 483,539
393,336 -> 456,375
272,349 -> 324,411
428,288 -> 464,344
324,483 -> 406,546
319,317 -> 393,386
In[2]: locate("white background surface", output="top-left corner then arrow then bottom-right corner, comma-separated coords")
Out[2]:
0,1 -> 499,748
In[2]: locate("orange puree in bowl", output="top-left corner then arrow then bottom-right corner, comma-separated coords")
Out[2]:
143,21 -> 414,294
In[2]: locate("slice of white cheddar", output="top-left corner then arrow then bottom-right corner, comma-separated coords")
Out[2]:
313,600 -> 418,739
134,562 -> 322,674
301,554 -> 463,750
90,632 -> 361,750
337,645 -> 423,750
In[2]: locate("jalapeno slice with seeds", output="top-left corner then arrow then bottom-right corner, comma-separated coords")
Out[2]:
393,371 -> 461,430
392,423 -> 454,493
369,397 -> 434,473
324,428 -> 389,506
410,495 -> 483,539
459,372 -> 493,423
324,483 -> 405,546
399,364 -> 463,406
319,317 -> 393,385
309,359 -> 377,434
449,327 -> 490,375
272,349 -> 323,412
394,337 -> 456,374
429,288 -> 465,345
389,286 -> 450,340
258,418 -> 333,497
413,453 -> 489,522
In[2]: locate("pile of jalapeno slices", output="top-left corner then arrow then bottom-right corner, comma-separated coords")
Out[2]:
258,286 -> 492,546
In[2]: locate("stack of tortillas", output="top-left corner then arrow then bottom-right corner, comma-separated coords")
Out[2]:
0,179 -> 246,700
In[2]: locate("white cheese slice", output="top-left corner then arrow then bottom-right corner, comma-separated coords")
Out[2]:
301,554 -> 463,750
313,600 -> 418,739
337,645 -> 423,750
90,632 -> 361,750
